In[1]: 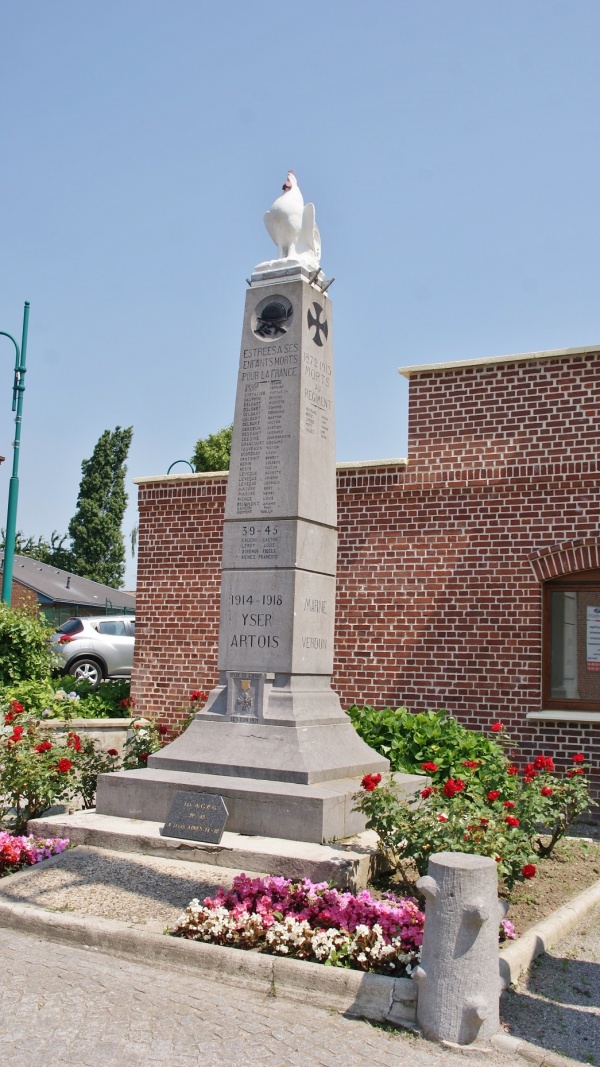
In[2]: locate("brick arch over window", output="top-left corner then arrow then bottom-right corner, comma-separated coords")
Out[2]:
530,539 -> 600,582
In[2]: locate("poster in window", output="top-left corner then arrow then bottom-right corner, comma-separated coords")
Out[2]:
586,605 -> 600,671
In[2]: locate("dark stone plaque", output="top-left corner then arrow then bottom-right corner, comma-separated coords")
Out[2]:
160,791 -> 228,844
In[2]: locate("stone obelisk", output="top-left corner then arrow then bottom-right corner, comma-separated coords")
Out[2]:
97,172 -> 388,843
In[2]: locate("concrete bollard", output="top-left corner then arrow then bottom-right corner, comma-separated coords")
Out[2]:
412,852 -> 502,1046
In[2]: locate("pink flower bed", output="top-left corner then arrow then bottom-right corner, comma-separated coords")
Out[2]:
0,830 -> 69,876
173,873 -> 424,975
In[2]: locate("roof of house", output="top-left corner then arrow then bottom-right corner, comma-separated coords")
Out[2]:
3,554 -> 136,611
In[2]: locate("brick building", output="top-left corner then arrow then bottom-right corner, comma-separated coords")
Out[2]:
132,343 -> 599,808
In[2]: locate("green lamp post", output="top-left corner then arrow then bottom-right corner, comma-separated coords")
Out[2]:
0,301 -> 30,604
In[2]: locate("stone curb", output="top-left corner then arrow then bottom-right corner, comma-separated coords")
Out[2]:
0,897 -> 416,1029
498,875 -> 600,988
490,1031 -> 583,1066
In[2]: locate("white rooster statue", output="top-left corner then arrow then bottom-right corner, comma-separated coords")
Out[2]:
261,171 -> 321,271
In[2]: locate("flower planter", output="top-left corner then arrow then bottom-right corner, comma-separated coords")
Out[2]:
38,718 -> 133,758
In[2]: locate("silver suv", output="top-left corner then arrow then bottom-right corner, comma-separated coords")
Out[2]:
51,615 -> 136,689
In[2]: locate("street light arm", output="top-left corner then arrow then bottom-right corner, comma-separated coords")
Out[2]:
0,330 -> 22,411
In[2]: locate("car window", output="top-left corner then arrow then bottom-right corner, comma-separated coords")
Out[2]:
56,618 -> 84,636
127,620 -> 136,636
97,620 -> 127,637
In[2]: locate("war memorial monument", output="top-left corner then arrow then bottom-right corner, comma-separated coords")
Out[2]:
96,172 -> 393,843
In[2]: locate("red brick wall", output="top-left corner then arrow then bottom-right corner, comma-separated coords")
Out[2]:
133,475 -> 226,720
10,580 -> 39,612
132,349 -> 600,809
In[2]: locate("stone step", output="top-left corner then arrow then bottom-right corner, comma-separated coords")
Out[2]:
28,810 -> 383,890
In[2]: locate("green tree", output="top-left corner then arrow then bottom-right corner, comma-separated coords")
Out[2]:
1,530 -> 73,570
191,424 -> 232,472
68,426 -> 133,588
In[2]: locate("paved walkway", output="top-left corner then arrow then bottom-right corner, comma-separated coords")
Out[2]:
0,925 -> 512,1067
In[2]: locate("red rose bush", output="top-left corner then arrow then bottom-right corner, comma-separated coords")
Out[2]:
173,872 -> 424,975
0,698 -> 121,829
353,725 -> 592,890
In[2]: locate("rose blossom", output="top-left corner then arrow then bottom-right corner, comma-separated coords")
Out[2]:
361,773 -> 382,792
421,762 -> 438,773
572,753 -> 585,763
67,733 -> 82,752
107,749 -> 119,757
35,741 -> 52,753
503,800 -> 516,809
506,815 -> 520,828
521,864 -> 536,879
487,790 -> 501,802
508,764 -> 519,775
490,721 -> 503,733
443,778 -> 465,798
541,786 -> 553,797
57,758 -> 72,773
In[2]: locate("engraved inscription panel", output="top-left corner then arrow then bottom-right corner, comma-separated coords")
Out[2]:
161,791 -> 228,844
229,346 -> 299,519
222,519 -> 337,574
219,570 -> 335,674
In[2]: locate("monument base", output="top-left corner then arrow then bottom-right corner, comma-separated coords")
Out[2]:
145,715 -> 388,786
95,768 -> 423,844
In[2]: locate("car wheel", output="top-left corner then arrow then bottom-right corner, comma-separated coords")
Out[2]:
68,658 -> 104,689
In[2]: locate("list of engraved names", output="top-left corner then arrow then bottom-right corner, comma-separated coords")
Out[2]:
236,343 -> 297,515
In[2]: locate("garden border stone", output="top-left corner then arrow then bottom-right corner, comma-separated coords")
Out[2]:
498,874 -> 600,988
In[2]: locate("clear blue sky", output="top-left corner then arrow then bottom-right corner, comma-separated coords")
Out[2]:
1,1 -> 599,588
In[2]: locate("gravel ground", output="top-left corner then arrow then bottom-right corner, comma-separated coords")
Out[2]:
501,900 -> 600,1065
0,846 -> 257,929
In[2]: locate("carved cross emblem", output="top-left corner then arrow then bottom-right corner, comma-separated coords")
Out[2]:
236,677 -> 254,713
307,302 -> 328,347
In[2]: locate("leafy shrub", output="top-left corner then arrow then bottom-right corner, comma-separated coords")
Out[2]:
0,678 -> 133,721
122,718 -> 168,768
354,741 -> 592,889
74,735 -> 121,808
0,603 -> 55,685
0,680 -> 57,718
54,678 -> 134,719
349,705 -> 508,787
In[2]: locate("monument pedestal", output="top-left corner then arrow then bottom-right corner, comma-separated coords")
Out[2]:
97,203 -> 394,845
95,768 -> 421,845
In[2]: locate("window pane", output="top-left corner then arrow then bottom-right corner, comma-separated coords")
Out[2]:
55,618 -> 84,636
551,591 -> 578,698
550,588 -> 600,704
97,620 -> 126,636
